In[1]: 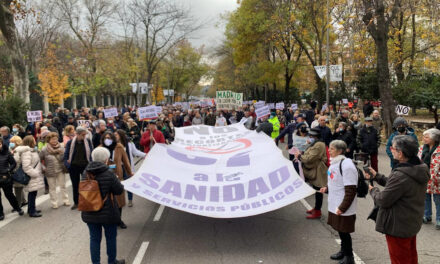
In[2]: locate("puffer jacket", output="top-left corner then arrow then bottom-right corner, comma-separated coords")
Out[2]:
81,161 -> 124,225
39,144 -> 65,178
370,159 -> 429,238
13,146 -> 30,187
22,147 -> 44,192
300,140 -> 328,188
357,125 -> 380,154
0,145 -> 16,176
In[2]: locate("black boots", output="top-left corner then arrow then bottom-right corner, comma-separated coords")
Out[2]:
339,256 -> 355,264
330,251 -> 344,260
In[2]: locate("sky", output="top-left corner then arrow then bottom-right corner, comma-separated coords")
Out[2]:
182,0 -> 239,50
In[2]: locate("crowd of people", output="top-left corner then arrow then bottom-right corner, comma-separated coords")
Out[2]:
0,100 -> 439,264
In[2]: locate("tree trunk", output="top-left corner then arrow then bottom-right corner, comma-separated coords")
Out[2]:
107,95 -> 112,106
100,95 -> 105,107
92,96 -> 97,107
0,3 -> 30,103
82,94 -> 87,108
43,94 -> 49,115
114,95 -> 118,107
72,95 -> 77,109
376,25 -> 397,137
59,95 -> 65,109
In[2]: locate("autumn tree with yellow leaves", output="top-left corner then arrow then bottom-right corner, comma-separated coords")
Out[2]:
38,44 -> 71,108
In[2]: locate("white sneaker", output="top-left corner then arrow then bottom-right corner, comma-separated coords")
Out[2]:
128,200 -> 133,207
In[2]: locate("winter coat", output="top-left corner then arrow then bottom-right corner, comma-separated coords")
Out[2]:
418,145 -> 440,194
22,147 -> 44,192
333,130 -> 355,157
357,125 -> 380,155
106,143 -> 133,208
300,140 -> 328,188
81,161 -> 124,225
256,121 -> 273,137
370,160 -> 429,238
63,137 -> 93,169
140,129 -> 166,154
317,125 -> 332,146
276,123 -> 296,147
268,116 -> 280,139
0,145 -> 16,177
39,144 -> 65,178
386,128 -> 418,168
372,117 -> 384,134
204,114 -> 216,126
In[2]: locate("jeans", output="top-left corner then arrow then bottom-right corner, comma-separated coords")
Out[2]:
69,165 -> 86,205
339,232 -> 353,257
424,193 -> 440,223
0,183 -> 20,215
87,223 -> 117,264
27,191 -> 38,214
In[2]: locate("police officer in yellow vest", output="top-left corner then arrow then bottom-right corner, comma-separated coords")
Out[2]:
268,111 -> 280,139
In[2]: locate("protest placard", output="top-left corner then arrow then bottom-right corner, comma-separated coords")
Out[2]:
254,101 -> 265,109
27,111 -> 43,122
255,105 -> 270,119
138,106 -> 158,120
342,99 -> 348,104
216,91 -> 243,110
291,104 -> 298,111
103,108 -> 118,118
395,105 -> 410,116
77,120 -> 92,128
276,102 -> 285,110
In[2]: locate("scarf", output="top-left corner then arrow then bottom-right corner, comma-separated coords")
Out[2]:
46,143 -> 63,155
330,154 -> 345,166
421,144 -> 438,167
68,136 -> 91,164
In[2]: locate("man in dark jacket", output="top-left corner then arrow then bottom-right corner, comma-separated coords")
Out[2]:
365,135 -> 429,264
333,122 -> 355,158
357,117 -> 381,171
363,100 -> 374,118
256,116 -> 273,137
64,126 -> 93,210
82,147 -> 125,264
204,110 -> 216,126
317,116 -> 332,146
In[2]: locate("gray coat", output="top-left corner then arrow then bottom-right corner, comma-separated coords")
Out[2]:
39,145 -> 65,177
370,162 -> 429,238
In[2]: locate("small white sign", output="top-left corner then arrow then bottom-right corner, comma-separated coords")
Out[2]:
27,111 -> 43,122
254,101 -> 265,109
276,102 -> 285,110
395,105 -> 410,116
342,99 -> 348,104
255,105 -> 270,119
103,108 -> 118,118
77,120 -> 91,128
291,104 -> 298,111
267,103 -> 275,109
138,106 -> 158,120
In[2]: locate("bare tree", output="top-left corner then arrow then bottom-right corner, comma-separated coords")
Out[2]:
53,0 -> 114,107
129,0 -> 201,104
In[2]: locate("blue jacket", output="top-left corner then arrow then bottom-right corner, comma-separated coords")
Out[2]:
386,128 -> 418,168
275,123 -> 296,147
318,125 -> 332,146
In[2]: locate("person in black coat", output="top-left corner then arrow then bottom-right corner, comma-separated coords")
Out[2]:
333,122 -> 355,158
82,147 -> 125,264
317,116 -> 333,146
363,100 -> 374,118
0,138 -> 24,220
357,117 -> 381,172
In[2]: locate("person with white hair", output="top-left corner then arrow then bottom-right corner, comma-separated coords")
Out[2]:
82,147 -> 125,264
418,128 -> 440,230
372,110 -> 384,135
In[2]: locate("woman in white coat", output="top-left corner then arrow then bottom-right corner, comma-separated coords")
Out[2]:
22,136 -> 44,217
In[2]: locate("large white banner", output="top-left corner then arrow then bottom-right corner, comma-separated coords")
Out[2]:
123,124 -> 315,218
216,91 -> 243,110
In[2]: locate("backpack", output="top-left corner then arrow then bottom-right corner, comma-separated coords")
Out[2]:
78,172 -> 108,212
339,159 -> 369,198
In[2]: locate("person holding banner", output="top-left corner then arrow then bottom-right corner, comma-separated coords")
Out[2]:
140,121 -> 165,154
295,128 -> 328,219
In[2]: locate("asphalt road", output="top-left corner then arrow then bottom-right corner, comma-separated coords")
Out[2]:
0,144 -> 439,264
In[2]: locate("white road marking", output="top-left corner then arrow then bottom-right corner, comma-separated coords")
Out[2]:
153,204 -> 165,222
300,199 -> 313,211
0,180 -> 72,229
300,199 -> 365,264
132,241 -> 150,264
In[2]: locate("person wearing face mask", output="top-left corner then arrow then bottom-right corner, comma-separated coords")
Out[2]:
386,117 -> 418,169
64,126 -> 94,210
12,124 -> 26,139
100,131 -> 133,229
357,117 -> 381,172
268,111 -> 280,139
275,121 -> 309,160
294,127 -> 328,219
333,122 -> 355,159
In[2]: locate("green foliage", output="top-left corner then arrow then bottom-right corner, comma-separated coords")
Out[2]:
0,96 -> 29,128
393,73 -> 440,110
353,69 -> 380,100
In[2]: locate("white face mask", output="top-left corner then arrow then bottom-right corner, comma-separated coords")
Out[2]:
104,139 -> 113,146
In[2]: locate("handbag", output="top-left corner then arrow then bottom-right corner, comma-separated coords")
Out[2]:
12,166 -> 31,185
78,172 -> 107,212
